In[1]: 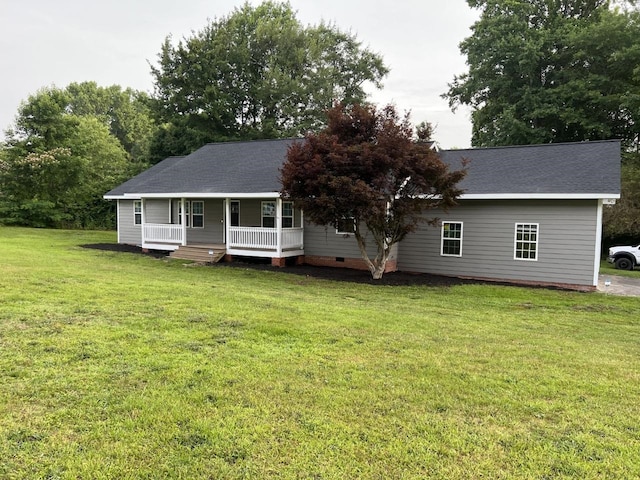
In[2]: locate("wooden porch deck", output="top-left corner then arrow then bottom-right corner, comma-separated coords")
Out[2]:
170,244 -> 226,263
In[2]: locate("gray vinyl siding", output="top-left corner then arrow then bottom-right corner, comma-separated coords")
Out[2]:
304,222 -> 398,261
238,199 -> 263,227
188,199 -> 224,244
170,199 -> 225,244
117,200 -> 141,245
398,200 -> 599,286
145,199 -> 170,223
233,199 -> 301,227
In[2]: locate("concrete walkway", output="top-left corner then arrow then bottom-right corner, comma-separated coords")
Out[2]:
597,274 -> 640,296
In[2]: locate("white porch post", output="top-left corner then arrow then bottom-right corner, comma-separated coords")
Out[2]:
593,199 -> 604,286
225,198 -> 231,245
140,198 -> 146,246
180,197 -> 187,246
276,197 -> 283,257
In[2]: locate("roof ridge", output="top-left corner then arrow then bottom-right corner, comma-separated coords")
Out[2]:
201,137 -> 301,147
443,138 -> 621,153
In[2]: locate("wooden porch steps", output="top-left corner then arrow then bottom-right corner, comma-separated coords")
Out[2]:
170,245 -> 226,263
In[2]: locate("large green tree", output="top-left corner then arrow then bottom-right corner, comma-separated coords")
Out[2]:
1,116 -> 129,228
0,83 -> 151,228
281,104 -> 466,280
445,0 -> 640,148
149,1 -> 388,162
603,153 -> 640,241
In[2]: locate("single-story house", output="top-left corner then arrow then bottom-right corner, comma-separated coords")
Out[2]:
104,138 -> 621,290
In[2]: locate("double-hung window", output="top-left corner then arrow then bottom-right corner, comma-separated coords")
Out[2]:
262,201 -> 276,228
133,201 -> 142,226
514,223 -> 539,260
441,221 -> 463,256
191,201 -> 204,228
282,202 -> 294,228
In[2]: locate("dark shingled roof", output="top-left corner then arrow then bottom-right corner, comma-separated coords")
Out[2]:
106,139 -> 298,197
105,138 -> 621,198
439,139 -> 621,196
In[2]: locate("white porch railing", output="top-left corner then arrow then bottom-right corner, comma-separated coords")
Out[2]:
229,226 -> 303,250
143,223 -> 183,244
281,227 -> 304,249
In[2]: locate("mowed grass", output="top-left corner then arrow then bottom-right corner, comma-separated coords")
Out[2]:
1,227 -> 639,479
600,258 -> 640,278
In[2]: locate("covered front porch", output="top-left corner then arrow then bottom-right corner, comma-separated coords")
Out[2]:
138,196 -> 304,259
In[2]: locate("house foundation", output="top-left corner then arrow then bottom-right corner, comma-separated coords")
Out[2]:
303,255 -> 398,273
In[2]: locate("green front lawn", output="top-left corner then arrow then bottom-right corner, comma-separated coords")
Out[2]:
1,227 -> 639,479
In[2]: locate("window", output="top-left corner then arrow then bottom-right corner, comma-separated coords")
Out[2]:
515,223 -> 539,260
441,221 -> 463,256
282,202 -> 293,228
336,216 -> 355,235
262,201 -> 276,228
177,201 -> 205,228
191,201 -> 204,228
133,201 -> 142,226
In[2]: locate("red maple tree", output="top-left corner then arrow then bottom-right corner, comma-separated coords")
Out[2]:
281,103 -> 466,279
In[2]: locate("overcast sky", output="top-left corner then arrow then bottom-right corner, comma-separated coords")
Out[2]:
0,0 -> 479,149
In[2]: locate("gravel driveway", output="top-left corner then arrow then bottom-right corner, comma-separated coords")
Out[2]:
598,274 -> 640,296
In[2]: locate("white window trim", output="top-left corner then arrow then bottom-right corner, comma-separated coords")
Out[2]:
440,221 -> 463,257
336,216 -> 356,236
133,200 -> 142,226
176,200 -> 206,229
191,200 -> 205,229
261,201 -> 276,228
514,223 -> 539,261
282,201 -> 294,228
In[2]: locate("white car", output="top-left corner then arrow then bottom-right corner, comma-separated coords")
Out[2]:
607,244 -> 640,270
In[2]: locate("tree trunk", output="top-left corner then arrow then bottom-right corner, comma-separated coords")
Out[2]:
371,261 -> 386,280
354,230 -> 389,280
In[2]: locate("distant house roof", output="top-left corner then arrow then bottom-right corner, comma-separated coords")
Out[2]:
105,138 -> 621,200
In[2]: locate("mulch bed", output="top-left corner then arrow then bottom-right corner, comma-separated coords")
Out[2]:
81,243 -> 487,287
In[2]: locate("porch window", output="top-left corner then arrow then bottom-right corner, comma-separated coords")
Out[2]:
282,201 -> 293,228
336,216 -> 355,235
134,201 -> 142,226
262,201 -> 276,228
515,223 -> 539,261
177,201 -> 204,228
191,201 -> 204,228
441,221 -> 463,256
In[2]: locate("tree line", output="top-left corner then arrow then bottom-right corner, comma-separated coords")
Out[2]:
444,0 -> 640,242
0,2 -> 387,229
0,0 -> 638,241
